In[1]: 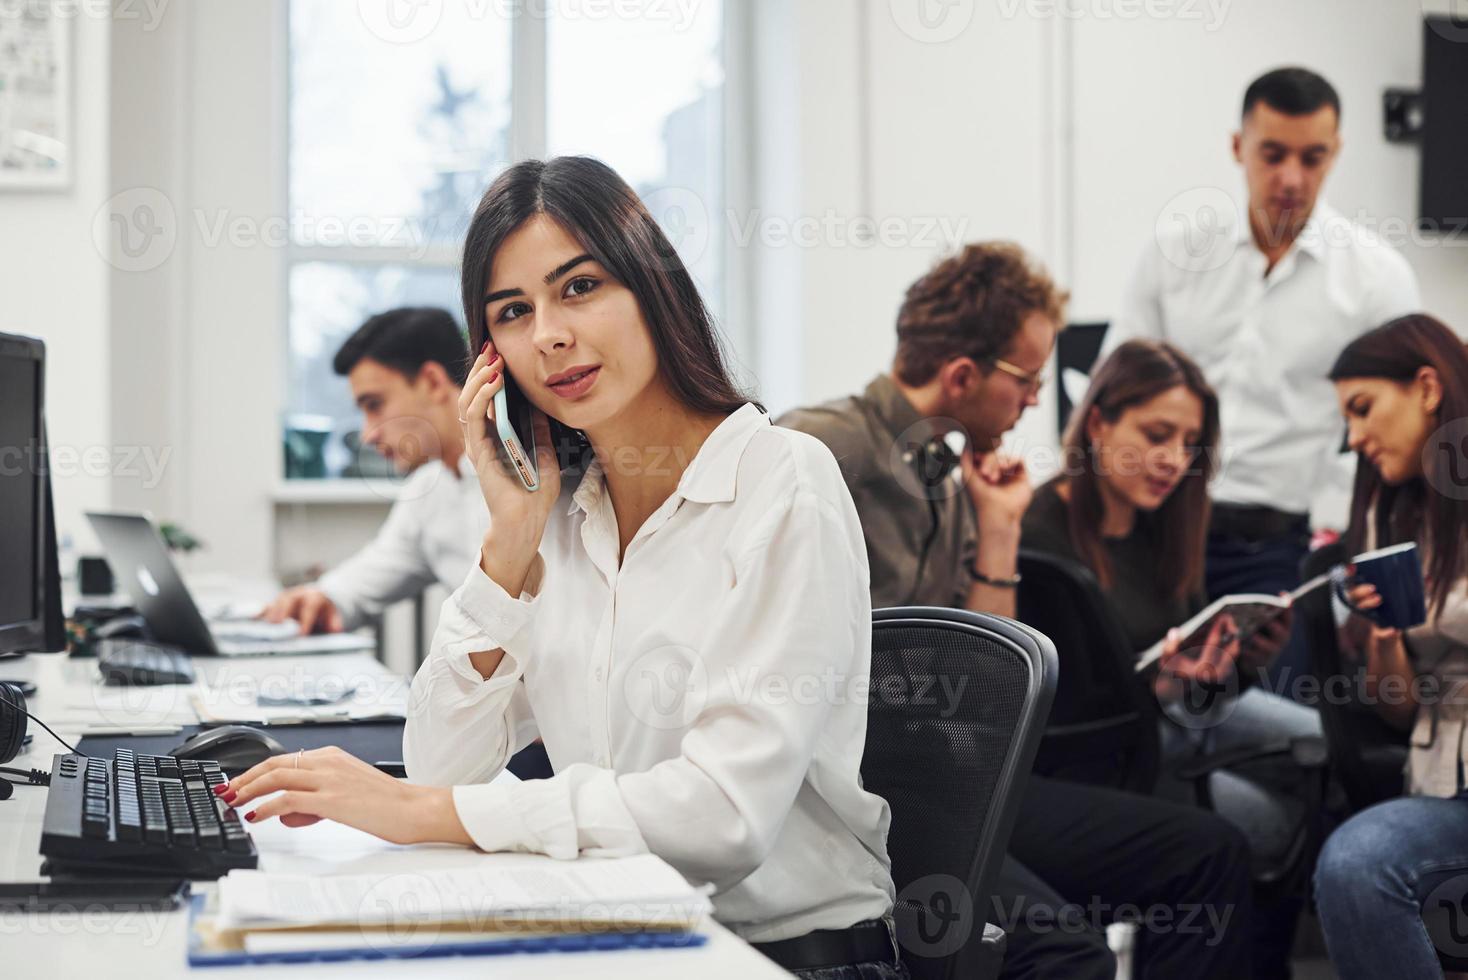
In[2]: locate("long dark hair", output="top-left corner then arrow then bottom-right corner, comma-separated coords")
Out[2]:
460,157 -> 754,466
1329,314 -> 1468,619
1060,339 -> 1220,600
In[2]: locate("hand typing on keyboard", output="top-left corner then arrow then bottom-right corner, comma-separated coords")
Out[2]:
221,745 -> 473,847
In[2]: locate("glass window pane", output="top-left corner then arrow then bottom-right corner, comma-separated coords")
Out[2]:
546,2 -> 725,318
285,262 -> 463,480
289,1 -> 512,246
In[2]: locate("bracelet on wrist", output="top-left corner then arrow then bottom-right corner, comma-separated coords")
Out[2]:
967,563 -> 1022,588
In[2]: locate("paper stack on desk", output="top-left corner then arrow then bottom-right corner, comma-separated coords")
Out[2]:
189,853 -> 712,964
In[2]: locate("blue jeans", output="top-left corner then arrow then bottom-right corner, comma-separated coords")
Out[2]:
1314,793 -> 1468,979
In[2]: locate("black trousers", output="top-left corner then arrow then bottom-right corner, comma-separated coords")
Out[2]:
994,775 -> 1254,980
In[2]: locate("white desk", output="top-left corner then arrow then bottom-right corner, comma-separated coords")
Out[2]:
0,652 -> 789,979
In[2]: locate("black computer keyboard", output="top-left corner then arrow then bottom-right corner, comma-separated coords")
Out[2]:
97,638 -> 196,686
40,749 -> 257,878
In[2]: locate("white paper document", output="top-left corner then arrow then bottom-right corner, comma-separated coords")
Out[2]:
216,853 -> 712,933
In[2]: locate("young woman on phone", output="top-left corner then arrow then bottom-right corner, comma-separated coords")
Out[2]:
1310,314 -> 1468,980
217,157 -> 902,978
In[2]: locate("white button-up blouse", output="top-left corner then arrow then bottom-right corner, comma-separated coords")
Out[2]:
403,404 -> 895,943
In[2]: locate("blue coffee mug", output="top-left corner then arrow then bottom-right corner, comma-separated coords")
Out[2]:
1331,542 -> 1428,631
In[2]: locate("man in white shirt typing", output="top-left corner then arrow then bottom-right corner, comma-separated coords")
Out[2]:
1102,67 -> 1420,690
263,307 -> 487,634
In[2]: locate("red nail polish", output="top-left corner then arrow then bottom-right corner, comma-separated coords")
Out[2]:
480,340 -> 489,355
245,811 -> 257,822
488,371 -> 499,383
223,791 -> 237,804
213,784 -> 228,796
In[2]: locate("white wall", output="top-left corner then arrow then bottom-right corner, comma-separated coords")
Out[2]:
781,0 -> 1468,462
0,12 -> 112,550
13,0 -> 1466,607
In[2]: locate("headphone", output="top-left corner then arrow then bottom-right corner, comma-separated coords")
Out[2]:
0,682 -> 25,765
0,681 -> 64,800
898,437 -> 963,604
901,437 -> 961,491
0,682 -> 27,800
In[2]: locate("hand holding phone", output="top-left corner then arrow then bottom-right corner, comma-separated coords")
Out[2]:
458,341 -> 563,597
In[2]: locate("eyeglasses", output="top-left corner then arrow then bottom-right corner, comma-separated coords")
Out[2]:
991,358 -> 1048,394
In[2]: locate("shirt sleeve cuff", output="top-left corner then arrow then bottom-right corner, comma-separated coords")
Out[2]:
450,779 -> 577,859
436,561 -> 543,691
314,575 -> 363,631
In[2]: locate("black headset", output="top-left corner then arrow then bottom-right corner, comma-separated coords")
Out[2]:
901,436 -> 961,490
0,682 -> 28,800
900,437 -> 962,604
0,682 -> 25,766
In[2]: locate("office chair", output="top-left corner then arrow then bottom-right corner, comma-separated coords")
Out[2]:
1296,542 -> 1409,813
1017,550 -> 1161,793
1016,550 -> 1328,898
862,606 -> 1057,980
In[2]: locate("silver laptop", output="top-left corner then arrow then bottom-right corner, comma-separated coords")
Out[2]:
86,511 -> 375,657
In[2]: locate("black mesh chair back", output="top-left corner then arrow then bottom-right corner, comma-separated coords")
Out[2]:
863,606 -> 1057,980
1297,542 -> 1408,812
1016,549 -> 1161,792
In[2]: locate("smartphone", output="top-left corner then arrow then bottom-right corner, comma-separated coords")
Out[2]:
492,372 -> 540,492
0,879 -> 190,912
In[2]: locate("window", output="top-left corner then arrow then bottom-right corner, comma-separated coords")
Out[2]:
284,0 -> 729,481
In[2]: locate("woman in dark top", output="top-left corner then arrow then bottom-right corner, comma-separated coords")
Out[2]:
1021,339 -> 1320,859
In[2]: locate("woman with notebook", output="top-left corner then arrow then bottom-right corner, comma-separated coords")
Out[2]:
1019,340 -> 1324,974
219,157 -> 904,979
1310,314 -> 1468,979
1021,339 -> 1317,739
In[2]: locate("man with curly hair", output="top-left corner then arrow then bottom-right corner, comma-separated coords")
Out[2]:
781,243 -> 1253,979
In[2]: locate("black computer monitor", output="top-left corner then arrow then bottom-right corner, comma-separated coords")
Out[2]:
0,332 -> 65,658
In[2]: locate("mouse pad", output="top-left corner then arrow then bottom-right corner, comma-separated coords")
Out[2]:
76,721 -> 407,768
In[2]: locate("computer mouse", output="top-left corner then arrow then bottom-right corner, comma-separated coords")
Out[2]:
169,725 -> 287,773
94,614 -> 149,640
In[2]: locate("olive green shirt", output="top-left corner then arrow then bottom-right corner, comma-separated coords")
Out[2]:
778,375 -> 977,610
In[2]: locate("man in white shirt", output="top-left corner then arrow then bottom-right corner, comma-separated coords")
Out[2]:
263,307 -> 486,634
1103,67 -> 1420,688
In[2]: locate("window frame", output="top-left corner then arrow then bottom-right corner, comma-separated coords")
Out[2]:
278,1 -> 750,489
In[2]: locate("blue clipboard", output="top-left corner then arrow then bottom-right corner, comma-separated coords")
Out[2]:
185,893 -> 708,967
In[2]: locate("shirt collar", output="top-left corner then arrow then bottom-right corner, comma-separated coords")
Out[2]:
862,373 -> 942,444
1237,198 -> 1334,264
566,402 -> 768,516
